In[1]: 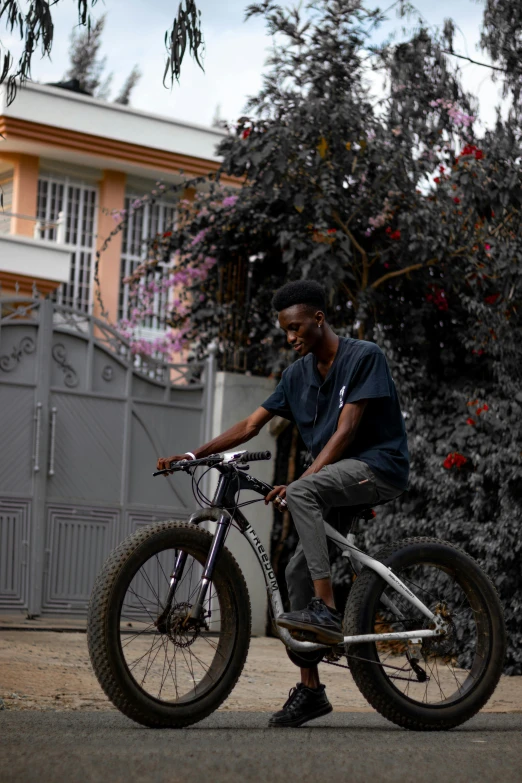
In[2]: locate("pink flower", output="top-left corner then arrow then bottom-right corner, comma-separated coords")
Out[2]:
190,228 -> 208,247
222,195 -> 239,208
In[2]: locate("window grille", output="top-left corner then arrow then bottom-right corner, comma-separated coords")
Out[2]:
37,175 -> 98,312
119,195 -> 177,334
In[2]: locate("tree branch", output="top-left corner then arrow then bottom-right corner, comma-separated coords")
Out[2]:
441,50 -> 506,73
370,246 -> 471,289
332,209 -> 369,287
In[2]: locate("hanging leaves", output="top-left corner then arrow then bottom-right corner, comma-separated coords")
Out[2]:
0,0 -> 204,107
164,0 -> 205,87
0,0 -> 60,105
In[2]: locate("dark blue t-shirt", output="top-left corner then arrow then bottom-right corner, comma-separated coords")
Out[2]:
261,337 -> 409,491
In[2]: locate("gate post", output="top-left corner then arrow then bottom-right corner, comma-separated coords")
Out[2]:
28,298 -> 53,617
201,341 -> 217,502
203,341 -> 217,446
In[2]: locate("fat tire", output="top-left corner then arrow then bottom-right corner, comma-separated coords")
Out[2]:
343,536 -> 506,731
87,520 -> 251,728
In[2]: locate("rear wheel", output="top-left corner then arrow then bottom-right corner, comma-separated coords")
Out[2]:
344,537 -> 506,730
87,521 -> 251,727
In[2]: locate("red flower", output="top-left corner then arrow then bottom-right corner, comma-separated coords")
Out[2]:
426,284 -> 448,311
162,231 -> 172,238
443,452 -> 468,470
482,403 -> 489,412
242,128 -> 251,139
434,177 -> 440,184
466,417 -> 476,426
390,230 -> 401,240
439,165 -> 446,173
472,349 -> 485,356
453,197 -> 461,204
327,228 -> 337,234
484,293 -> 500,305
474,149 -> 484,160
371,509 -> 377,518
385,226 -> 392,235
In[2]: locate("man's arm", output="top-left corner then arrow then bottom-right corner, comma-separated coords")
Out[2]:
265,399 -> 368,504
156,406 -> 274,471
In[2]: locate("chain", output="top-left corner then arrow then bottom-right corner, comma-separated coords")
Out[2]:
323,653 -> 429,684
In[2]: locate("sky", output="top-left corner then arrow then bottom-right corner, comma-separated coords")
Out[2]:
4,0 -> 506,130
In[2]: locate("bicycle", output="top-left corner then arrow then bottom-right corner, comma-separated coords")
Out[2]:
87,450 -> 506,730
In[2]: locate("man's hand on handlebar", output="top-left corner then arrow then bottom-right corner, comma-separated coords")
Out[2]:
265,484 -> 288,510
156,454 -> 193,475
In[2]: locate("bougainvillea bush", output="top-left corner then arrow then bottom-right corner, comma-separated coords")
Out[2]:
99,1 -> 522,670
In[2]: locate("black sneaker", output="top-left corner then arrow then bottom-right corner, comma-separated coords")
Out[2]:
268,683 -> 333,728
276,597 -> 344,644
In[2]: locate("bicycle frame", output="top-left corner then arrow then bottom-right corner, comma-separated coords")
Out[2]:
184,463 -> 445,653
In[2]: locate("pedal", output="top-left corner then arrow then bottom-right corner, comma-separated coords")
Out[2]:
290,629 -> 320,643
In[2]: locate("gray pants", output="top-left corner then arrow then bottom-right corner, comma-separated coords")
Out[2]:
284,459 -> 404,611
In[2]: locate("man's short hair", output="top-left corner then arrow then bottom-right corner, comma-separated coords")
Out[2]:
272,280 -> 327,314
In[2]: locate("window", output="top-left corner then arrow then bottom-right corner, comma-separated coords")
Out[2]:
37,175 -> 98,312
119,195 -> 177,335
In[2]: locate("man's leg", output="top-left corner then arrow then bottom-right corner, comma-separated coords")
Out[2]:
268,544 -> 332,727
278,460 -> 381,641
285,544 -> 320,688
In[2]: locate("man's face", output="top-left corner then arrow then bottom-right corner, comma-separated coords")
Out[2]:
277,304 -> 324,356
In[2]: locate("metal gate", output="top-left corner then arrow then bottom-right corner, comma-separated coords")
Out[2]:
0,297 -> 214,616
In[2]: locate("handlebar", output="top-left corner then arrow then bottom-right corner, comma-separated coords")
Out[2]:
152,450 -> 271,477
241,451 -> 271,462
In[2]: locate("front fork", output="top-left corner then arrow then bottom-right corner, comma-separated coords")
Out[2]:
154,513 -> 231,630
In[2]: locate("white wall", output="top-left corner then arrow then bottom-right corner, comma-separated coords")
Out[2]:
0,234 -> 71,281
210,371 -> 277,636
1,83 -> 226,163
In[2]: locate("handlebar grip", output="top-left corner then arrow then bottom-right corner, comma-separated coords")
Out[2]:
242,451 -> 271,462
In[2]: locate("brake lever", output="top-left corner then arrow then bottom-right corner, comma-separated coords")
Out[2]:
152,465 -> 191,477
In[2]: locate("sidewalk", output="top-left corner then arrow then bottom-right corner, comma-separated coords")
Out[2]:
1,621 -> 521,713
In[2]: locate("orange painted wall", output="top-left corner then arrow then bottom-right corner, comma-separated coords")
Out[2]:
94,170 -> 126,323
1,153 -> 39,236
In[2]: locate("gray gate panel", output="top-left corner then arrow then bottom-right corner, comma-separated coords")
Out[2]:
0,386 -> 35,496
132,375 -> 166,401
128,402 -> 200,509
43,504 -> 119,613
47,393 -> 125,504
50,334 -> 87,390
0,325 -> 38,386
0,498 -> 30,608
92,348 -> 127,395
0,298 -> 212,617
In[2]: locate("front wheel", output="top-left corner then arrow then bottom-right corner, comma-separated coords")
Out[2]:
87,521 -> 251,728
344,537 -> 506,730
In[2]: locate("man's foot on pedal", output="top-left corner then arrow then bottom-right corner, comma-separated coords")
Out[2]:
268,683 -> 333,728
276,597 -> 344,644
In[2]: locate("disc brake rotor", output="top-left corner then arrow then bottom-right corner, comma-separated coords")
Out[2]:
167,602 -> 202,648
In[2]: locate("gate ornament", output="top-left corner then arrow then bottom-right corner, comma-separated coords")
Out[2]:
52,343 -> 79,388
0,336 -> 36,372
102,365 -> 113,382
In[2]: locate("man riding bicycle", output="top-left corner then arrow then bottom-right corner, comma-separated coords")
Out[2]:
157,280 -> 409,727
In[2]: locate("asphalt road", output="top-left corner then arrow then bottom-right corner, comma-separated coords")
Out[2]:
1,711 -> 520,783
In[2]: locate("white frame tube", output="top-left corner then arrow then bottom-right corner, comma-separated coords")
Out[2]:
242,517 -> 441,653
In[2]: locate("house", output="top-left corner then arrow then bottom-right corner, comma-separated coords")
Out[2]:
0,80 -> 235,338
